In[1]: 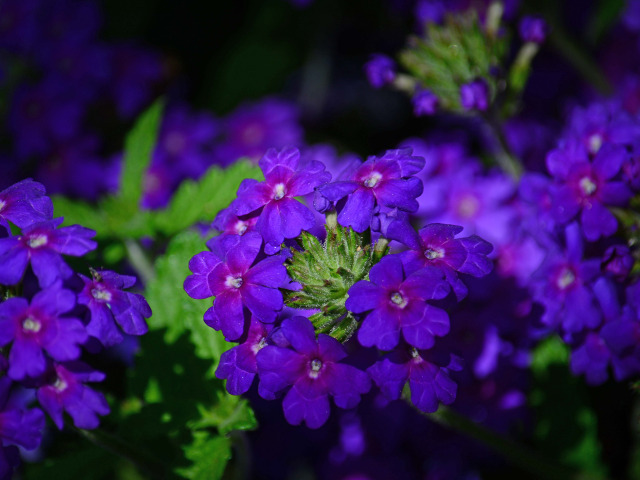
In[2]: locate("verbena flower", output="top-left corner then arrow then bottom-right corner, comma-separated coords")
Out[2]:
460,80 -> 489,112
364,54 -> 397,88
78,269 -> 151,346
367,344 -> 458,413
184,232 -> 288,340
0,285 -> 87,380
234,147 -> 330,253
256,316 -> 370,429
519,16 -> 547,44
316,148 -> 424,232
36,361 -> 109,430
0,179 -> 53,231
0,218 -> 97,287
346,255 -> 450,351
547,142 -> 632,240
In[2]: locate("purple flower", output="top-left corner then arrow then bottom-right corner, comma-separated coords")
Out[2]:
256,316 -> 371,428
216,98 -> 303,163
602,245 -> 633,279
0,218 -> 96,287
36,362 -> 109,430
530,223 -> 602,334
364,54 -> 396,89
317,148 -> 424,233
460,80 -> 490,112
78,270 -> 151,347
412,88 -> 438,116
0,285 -> 87,380
547,143 -> 632,240
518,16 -> 547,44
0,377 -> 44,451
390,223 -> 493,300
0,179 -> 53,230
184,232 -> 288,341
234,146 -> 331,252
215,317 -> 272,395
367,345 -> 457,413
212,199 -> 259,238
346,255 -> 450,351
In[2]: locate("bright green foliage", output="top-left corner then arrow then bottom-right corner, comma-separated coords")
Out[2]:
284,216 -> 388,342
400,8 -> 507,112
176,433 -> 232,480
152,160 -> 262,236
119,99 -> 165,209
529,336 -> 608,479
146,230 -> 229,368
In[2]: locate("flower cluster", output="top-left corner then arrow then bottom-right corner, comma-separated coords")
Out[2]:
185,145 -> 493,428
0,179 -> 152,477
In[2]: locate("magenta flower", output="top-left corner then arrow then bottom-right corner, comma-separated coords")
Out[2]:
0,218 -> 97,287
317,148 -> 424,233
346,255 -> 450,351
184,232 -> 289,341
548,143 -> 632,240
36,362 -> 109,430
78,270 -> 151,347
0,179 -> 53,231
234,146 -> 331,253
256,316 -> 371,429
0,285 -> 87,380
367,345 -> 458,413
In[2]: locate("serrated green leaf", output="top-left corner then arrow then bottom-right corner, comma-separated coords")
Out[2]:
51,195 -> 107,232
152,160 -> 262,236
118,99 -> 164,210
530,336 -> 608,478
145,230 -> 230,366
176,432 -> 231,480
190,392 -> 257,435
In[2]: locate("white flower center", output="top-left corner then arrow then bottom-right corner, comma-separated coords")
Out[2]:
273,183 -> 287,200
22,316 -> 42,333
309,359 -> 323,378
27,234 -> 48,249
457,194 -> 480,218
588,134 -> 603,154
363,171 -> 383,188
556,268 -> 576,290
234,221 -> 248,235
164,132 -> 186,155
91,287 -> 112,302
53,376 -> 68,392
424,247 -> 444,260
579,176 -> 597,196
390,291 -> 408,308
0,199 -> 6,213
225,275 -> 243,289
251,336 -> 268,354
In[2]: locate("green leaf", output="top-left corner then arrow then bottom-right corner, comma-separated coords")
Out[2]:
190,391 -> 257,435
118,98 -> 164,210
152,160 -> 262,236
530,336 -> 608,478
176,432 -> 231,480
145,230 -> 230,366
51,196 -> 107,232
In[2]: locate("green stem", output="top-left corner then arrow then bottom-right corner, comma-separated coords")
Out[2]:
407,402 -> 598,480
482,112 -> 524,180
75,427 -> 167,479
124,239 -> 156,284
548,27 -> 612,96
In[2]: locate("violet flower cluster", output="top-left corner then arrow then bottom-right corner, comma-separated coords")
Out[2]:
185,145 -> 493,428
0,0 -> 304,210
0,179 -> 152,478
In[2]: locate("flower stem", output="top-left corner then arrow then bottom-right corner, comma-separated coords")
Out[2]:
404,398 -> 600,480
482,111 -> 524,180
124,239 -> 156,284
74,427 -> 167,479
